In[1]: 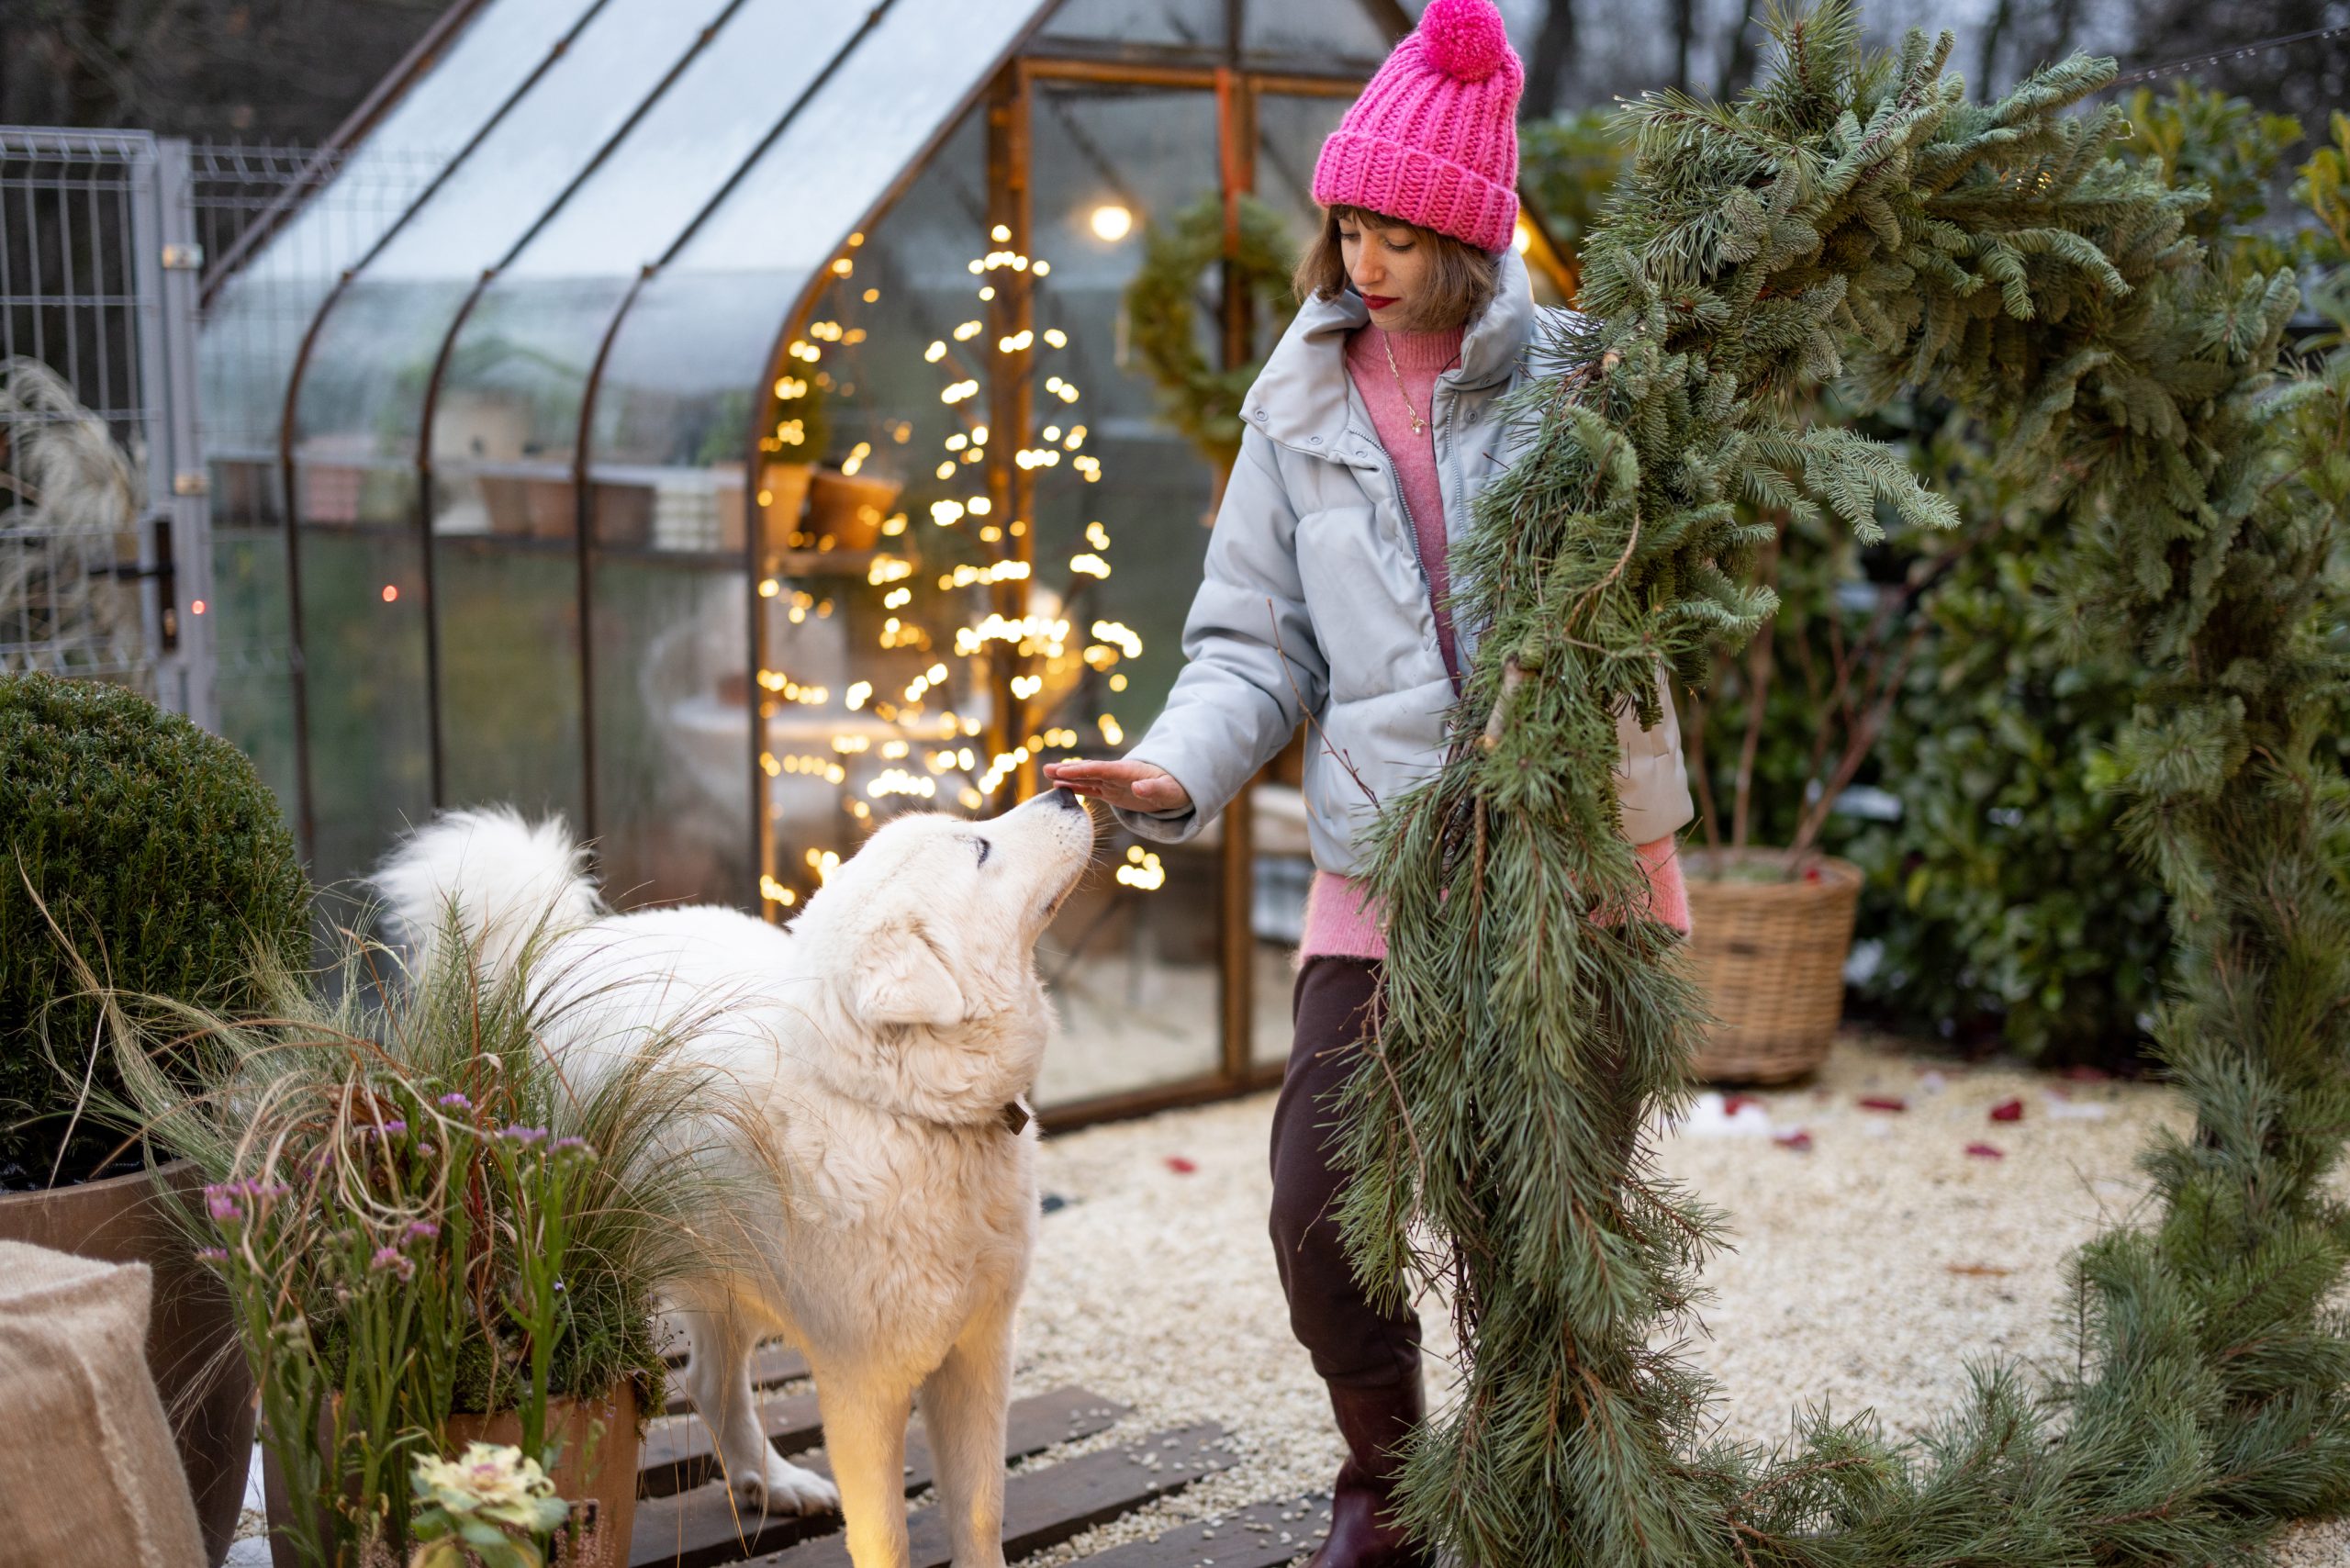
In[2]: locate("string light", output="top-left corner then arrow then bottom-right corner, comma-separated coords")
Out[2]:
763,220 -> 1158,907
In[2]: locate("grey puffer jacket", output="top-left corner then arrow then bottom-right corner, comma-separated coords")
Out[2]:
1113,249 -> 1693,875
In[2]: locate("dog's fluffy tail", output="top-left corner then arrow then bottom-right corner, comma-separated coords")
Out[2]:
371,809 -> 603,984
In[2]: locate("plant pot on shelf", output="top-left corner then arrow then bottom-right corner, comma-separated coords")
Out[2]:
1682,847 -> 1863,1083
524,476 -> 577,541
759,461 -> 816,553
803,468 -> 899,553
480,475 -> 535,537
591,480 -> 654,547
0,1159 -> 257,1568
261,1381 -> 641,1568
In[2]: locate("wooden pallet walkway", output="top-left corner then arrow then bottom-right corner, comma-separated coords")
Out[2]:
632,1387 -> 1125,1568
639,1339 -> 1313,1566
754,1424 -> 1233,1568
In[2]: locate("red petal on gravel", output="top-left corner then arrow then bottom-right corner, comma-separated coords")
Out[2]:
1773,1129 -> 1813,1152
1988,1097 -> 2025,1122
1965,1141 -> 2005,1159
1723,1092 -> 1767,1116
1164,1156 -> 1197,1174
1858,1096 -> 1908,1113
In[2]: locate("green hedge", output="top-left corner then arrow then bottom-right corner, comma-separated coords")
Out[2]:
0,673 -> 308,1185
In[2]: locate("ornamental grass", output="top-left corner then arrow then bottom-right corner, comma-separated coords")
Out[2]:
85,909 -> 773,1567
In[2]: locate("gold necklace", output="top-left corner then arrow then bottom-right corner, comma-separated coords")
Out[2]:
1379,326 -> 1438,436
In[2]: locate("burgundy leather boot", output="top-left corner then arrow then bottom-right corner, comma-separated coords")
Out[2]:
1307,1375 -> 1435,1568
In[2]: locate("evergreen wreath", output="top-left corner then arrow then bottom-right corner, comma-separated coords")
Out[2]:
1124,193 -> 1297,468
1334,4 -> 2350,1562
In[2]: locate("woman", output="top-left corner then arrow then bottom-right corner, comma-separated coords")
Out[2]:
1046,5 -> 1693,1562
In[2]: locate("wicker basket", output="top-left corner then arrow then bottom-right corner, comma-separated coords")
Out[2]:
1683,846 -> 1863,1083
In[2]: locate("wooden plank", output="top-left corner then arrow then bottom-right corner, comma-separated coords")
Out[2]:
629,1388 -> 1128,1568
749,1423 -> 1233,1568
1068,1495 -> 1329,1568
640,1390 -> 825,1498
662,1342 -> 812,1416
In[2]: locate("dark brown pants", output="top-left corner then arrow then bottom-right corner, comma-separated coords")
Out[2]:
1269,955 -> 1421,1391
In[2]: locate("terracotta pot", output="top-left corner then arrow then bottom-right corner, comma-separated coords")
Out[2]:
591,482 -> 654,548
0,1159 -> 257,1568
523,477 -> 577,541
758,461 -> 816,554
804,468 -> 900,552
480,475 -> 535,537
262,1383 -> 640,1568
1683,847 -> 1864,1083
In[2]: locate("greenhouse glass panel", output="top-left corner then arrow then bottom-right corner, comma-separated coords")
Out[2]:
1021,81 -> 1229,1101
386,0 -> 732,826
734,105 -> 989,926
289,459 -> 431,898
583,0 -> 1044,909
1037,0 -> 1225,51
201,0 -> 596,459
1252,93 -> 1354,254
201,0 -> 596,840
1241,0 -> 1395,66
422,0 -> 874,883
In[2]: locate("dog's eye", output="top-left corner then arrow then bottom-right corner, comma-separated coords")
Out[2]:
968,835 -> 990,867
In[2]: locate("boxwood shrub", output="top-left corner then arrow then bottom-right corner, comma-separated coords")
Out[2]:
1,673 -> 308,1185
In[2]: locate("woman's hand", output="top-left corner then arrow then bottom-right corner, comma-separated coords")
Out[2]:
1042,758 -> 1192,814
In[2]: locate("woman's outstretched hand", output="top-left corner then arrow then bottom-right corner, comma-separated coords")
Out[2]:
1042,758 -> 1192,814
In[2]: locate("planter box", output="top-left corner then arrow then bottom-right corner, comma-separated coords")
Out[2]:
262,1381 -> 640,1568
0,1159 -> 256,1567
1683,847 -> 1863,1083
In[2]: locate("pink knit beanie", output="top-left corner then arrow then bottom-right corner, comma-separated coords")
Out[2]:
1311,0 -> 1523,254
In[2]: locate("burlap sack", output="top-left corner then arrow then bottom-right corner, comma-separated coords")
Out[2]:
0,1238 -> 207,1568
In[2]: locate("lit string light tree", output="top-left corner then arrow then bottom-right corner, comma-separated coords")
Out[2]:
1333,5 -> 2350,1564
751,219 -> 1163,911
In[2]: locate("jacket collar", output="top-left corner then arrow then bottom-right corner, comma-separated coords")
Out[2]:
1238,248 -> 1537,458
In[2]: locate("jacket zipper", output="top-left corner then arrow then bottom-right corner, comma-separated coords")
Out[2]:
1382,404 -> 1462,690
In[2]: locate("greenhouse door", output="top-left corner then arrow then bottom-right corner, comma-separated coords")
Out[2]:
0,129 -> 215,727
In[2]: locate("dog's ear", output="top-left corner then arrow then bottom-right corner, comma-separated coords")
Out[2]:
850,922 -> 966,1027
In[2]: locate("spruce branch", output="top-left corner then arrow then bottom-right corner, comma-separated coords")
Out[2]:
1334,5 -> 2350,1563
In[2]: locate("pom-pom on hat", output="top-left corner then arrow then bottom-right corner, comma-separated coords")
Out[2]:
1311,0 -> 1523,253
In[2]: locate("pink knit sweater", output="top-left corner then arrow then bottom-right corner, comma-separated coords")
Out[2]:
1297,321 -> 1690,961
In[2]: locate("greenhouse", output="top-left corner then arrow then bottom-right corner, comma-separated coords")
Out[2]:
197,0 -> 1572,1115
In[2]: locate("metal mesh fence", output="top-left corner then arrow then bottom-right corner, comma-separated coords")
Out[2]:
0,129 -> 184,695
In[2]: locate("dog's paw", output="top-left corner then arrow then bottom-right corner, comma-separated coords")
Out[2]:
731,1455 -> 840,1517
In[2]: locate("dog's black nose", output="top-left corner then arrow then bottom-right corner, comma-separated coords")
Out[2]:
1046,786 -> 1085,812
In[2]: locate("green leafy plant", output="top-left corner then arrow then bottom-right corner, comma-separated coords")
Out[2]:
1846,82 -> 2348,1064
99,915 -> 764,1566
1337,5 -> 2350,1562
0,670 -> 309,1185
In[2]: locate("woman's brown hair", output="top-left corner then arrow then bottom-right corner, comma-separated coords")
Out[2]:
1292,205 -> 1501,331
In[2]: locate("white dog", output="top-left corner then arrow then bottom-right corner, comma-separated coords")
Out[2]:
373,788 -> 1097,1568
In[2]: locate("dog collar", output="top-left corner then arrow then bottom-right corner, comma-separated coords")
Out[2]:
1000,1100 -> 1033,1136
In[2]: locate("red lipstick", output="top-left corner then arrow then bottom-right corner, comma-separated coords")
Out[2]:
1361,294 -> 1398,309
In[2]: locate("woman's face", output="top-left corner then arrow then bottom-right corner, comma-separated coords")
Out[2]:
1338,214 -> 1436,330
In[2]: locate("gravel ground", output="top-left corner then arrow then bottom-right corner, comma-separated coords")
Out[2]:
1011,1028 -> 2350,1565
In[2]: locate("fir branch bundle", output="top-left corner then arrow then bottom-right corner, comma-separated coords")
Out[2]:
1337,4 -> 2350,1562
